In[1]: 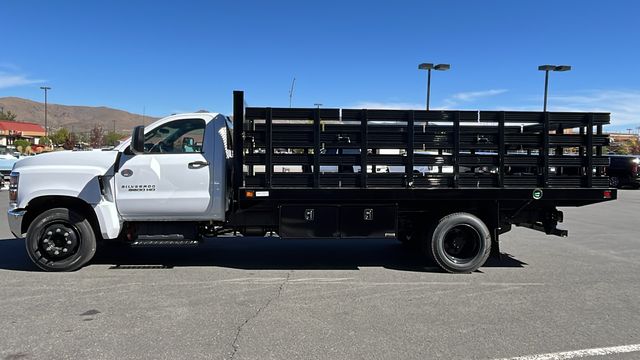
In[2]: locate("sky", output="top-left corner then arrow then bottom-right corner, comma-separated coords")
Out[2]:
1,0 -> 639,130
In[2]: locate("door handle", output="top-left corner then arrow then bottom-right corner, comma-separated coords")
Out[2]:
188,160 -> 209,169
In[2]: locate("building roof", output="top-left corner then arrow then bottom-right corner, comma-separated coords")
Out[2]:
0,121 -> 45,133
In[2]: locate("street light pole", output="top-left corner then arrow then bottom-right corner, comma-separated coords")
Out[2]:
418,63 -> 450,111
426,68 -> 432,111
538,65 -> 571,112
40,86 -> 51,138
542,69 -> 550,112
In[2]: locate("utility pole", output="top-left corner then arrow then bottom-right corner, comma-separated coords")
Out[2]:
40,86 -> 51,138
289,77 -> 296,108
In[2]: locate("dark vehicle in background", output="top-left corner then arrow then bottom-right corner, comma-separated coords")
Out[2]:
608,155 -> 640,188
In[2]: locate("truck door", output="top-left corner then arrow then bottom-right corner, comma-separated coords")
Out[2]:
115,118 -> 213,220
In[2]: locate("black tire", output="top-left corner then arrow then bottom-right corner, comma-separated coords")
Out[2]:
425,212 -> 491,273
25,208 -> 97,272
609,176 -> 620,188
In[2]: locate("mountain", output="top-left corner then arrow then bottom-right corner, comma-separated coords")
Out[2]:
0,97 -> 158,134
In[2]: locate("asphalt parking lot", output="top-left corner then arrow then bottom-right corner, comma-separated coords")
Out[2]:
0,192 -> 639,360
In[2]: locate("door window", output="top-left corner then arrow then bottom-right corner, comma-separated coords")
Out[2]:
143,119 -> 206,154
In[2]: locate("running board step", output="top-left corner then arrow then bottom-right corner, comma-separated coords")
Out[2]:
131,239 -> 201,247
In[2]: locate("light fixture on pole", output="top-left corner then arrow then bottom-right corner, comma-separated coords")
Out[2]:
40,86 -> 51,139
538,65 -> 571,112
418,63 -> 450,111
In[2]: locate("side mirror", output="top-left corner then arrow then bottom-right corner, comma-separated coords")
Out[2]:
130,125 -> 145,154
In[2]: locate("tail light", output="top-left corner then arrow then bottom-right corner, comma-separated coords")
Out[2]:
632,159 -> 639,175
9,172 -> 19,204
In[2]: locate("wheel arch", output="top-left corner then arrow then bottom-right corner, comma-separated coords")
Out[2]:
23,196 -> 101,239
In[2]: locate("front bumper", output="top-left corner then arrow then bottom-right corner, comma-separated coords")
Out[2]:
8,208 -> 26,238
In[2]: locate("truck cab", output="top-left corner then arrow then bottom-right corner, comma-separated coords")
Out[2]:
115,113 -> 231,222
8,112 -> 231,271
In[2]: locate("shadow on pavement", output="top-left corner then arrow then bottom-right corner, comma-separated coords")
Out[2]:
0,237 -> 527,273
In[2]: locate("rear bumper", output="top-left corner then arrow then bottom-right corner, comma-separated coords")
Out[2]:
7,208 -> 26,238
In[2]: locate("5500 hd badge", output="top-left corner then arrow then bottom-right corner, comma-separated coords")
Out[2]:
121,184 -> 156,192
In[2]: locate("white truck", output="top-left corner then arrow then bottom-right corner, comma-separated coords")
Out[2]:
8,91 -> 616,272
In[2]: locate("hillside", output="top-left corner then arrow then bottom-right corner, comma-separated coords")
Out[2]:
0,97 -> 158,134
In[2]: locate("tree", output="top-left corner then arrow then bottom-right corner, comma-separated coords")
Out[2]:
14,139 -> 30,153
104,131 -> 124,146
50,128 -> 70,146
40,136 -> 52,147
89,124 -> 104,148
610,138 -> 640,155
0,109 -> 17,121
63,132 -> 77,150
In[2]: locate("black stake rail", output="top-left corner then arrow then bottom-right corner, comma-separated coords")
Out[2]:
542,112 -> 550,187
233,91 -> 611,192
406,110 -> 415,187
586,114 -> 593,187
233,90 -> 244,201
360,109 -> 368,188
313,108 -> 321,188
498,112 -> 505,187
265,108 -> 272,188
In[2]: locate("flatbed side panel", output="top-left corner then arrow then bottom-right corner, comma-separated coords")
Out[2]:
235,94 -> 611,191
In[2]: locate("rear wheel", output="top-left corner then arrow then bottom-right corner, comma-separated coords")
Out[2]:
25,208 -> 97,272
425,212 -> 491,273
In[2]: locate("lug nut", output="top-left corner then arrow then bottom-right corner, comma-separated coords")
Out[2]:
54,250 -> 59,255
47,231 -> 52,236
66,240 -> 72,245
62,248 -> 68,253
64,232 -> 69,237
56,229 -> 61,233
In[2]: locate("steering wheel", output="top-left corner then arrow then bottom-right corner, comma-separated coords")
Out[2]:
149,141 -> 168,153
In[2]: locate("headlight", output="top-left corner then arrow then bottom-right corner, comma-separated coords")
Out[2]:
9,172 -> 19,204
633,158 -> 640,164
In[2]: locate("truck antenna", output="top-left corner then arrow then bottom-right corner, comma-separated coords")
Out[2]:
289,77 -> 296,108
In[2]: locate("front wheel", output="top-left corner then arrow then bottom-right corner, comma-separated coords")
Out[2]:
425,212 -> 491,273
25,208 -> 97,272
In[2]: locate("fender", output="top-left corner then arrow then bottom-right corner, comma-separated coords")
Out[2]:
12,150 -> 123,239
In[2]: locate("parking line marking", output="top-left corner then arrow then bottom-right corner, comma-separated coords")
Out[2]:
497,344 -> 640,360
